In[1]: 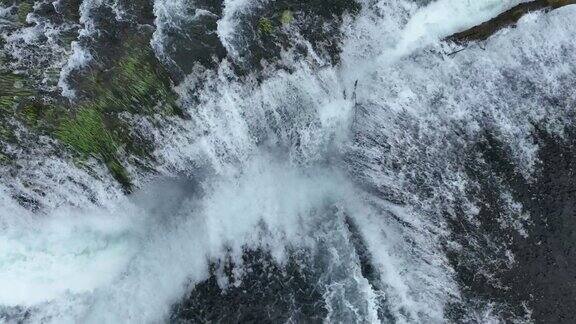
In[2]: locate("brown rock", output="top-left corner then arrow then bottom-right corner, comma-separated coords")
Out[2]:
446,0 -> 576,44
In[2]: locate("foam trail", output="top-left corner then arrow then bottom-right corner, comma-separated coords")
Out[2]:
58,42 -> 92,98
345,1 -> 533,89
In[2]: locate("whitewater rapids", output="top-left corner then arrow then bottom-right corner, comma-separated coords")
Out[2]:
1,0 -> 575,322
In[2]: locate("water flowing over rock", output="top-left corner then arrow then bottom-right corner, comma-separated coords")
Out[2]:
446,0 -> 576,44
1,0 -> 576,323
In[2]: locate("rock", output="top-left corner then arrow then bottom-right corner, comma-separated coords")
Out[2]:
446,0 -> 576,44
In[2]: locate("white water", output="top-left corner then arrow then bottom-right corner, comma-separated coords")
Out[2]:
1,0 -> 576,323
0,1 -> 78,93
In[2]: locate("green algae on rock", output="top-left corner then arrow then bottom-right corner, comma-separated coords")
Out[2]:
57,108 -> 132,190
17,2 -> 33,24
0,33 -> 180,190
258,17 -> 274,35
75,37 -> 180,117
0,0 -> 361,192
53,32 -> 184,189
280,10 -> 294,25
227,0 -> 362,72
0,71 -> 34,110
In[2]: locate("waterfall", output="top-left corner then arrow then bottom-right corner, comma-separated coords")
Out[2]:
1,0 -> 575,322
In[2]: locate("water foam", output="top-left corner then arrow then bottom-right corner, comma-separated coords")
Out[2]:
2,0 -> 575,322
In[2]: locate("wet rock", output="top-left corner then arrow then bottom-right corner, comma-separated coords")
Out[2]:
446,0 -> 576,44
447,127 -> 576,323
154,0 -> 227,80
221,0 -> 361,74
171,250 -> 327,323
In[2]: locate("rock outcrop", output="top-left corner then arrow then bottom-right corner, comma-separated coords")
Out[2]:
446,0 -> 576,44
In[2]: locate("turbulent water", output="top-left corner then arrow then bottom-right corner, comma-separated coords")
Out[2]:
1,0 -> 576,323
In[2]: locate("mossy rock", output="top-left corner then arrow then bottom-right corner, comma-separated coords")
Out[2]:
280,10 -> 294,25
0,2 -> 183,190
57,108 -> 116,158
58,32 -> 184,189
41,15 -> 180,189
0,152 -> 9,165
258,17 -> 274,35
226,0 -> 362,72
0,122 -> 15,143
17,100 -> 61,130
17,2 -> 33,24
547,0 -> 576,7
0,71 -> 34,109
57,108 -> 132,190
0,70 -> 37,145
76,36 -> 181,117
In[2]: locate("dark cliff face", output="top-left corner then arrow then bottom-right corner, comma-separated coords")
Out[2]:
444,127 -> 576,323
511,128 -> 576,323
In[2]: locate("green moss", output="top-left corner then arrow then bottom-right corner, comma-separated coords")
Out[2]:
47,36 -> 183,189
0,71 -> 34,110
258,17 -> 274,35
15,101 -> 56,129
0,97 -> 15,110
17,2 -> 33,24
57,108 -> 113,157
57,108 -> 132,190
280,10 -> 293,25
0,123 -> 13,142
82,45 -> 180,117
0,71 -> 36,143
0,33 -> 180,189
0,152 -> 8,165
21,104 -> 40,126
106,159 -> 131,189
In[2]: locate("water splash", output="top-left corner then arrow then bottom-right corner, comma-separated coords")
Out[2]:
1,0 -> 575,322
